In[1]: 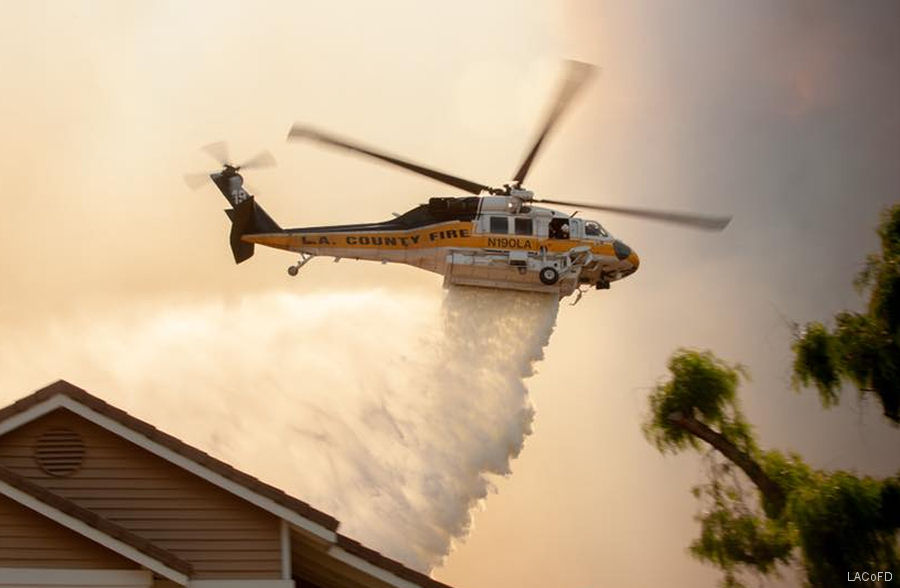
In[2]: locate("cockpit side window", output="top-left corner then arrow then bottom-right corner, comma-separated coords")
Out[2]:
514,218 -> 533,235
585,220 -> 608,238
489,216 -> 509,234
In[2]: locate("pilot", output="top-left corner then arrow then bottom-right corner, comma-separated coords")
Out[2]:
560,222 -> 570,238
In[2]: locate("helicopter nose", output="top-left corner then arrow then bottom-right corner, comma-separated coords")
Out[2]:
613,239 -> 639,271
628,250 -> 640,269
612,240 -> 632,260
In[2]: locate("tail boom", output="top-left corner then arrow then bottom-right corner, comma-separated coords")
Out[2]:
211,170 -> 282,264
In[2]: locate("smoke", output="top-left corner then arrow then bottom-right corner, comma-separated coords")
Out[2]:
0,286 -> 558,571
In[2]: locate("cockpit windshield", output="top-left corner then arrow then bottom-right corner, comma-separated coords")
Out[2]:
584,220 -> 609,238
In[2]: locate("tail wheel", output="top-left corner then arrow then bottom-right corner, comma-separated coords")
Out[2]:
539,266 -> 559,285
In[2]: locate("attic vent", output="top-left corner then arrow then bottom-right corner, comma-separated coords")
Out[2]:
34,428 -> 86,477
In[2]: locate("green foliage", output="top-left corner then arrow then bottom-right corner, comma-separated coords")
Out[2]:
760,452 -> 900,584
692,507 -> 792,588
689,458 -> 794,588
644,350 -> 754,454
863,205 -> 900,334
791,323 -> 840,406
789,471 -> 900,586
646,348 -> 900,586
793,204 -> 900,424
758,450 -> 814,494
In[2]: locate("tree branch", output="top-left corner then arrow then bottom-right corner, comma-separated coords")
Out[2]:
668,411 -> 786,517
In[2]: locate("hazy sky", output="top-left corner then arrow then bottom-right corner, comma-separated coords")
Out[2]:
1,1 -> 898,587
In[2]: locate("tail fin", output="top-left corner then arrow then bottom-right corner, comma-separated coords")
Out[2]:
212,170 -> 282,264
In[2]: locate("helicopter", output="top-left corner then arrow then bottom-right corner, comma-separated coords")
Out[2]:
187,61 -> 730,301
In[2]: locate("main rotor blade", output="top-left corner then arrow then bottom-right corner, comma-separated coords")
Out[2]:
535,198 -> 732,231
202,141 -> 230,166
239,150 -> 276,170
512,60 -> 597,185
288,125 -> 494,195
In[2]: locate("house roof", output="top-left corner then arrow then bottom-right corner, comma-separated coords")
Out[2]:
0,380 -> 339,531
0,380 -> 454,588
0,464 -> 193,578
336,534 -> 449,588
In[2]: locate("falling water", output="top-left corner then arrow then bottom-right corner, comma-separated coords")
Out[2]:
0,286 -> 559,571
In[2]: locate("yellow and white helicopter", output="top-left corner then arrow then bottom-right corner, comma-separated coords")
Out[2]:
188,61 -> 730,300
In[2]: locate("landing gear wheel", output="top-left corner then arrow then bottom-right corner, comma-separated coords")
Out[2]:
287,265 -> 299,277
539,266 -> 559,285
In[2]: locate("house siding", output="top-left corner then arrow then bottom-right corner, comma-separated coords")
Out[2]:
0,494 -> 136,569
0,409 -> 282,579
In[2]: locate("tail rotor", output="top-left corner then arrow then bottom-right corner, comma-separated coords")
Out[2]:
184,141 -> 277,191
189,141 -> 283,265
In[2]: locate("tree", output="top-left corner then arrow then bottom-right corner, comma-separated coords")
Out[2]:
644,206 -> 900,586
792,205 -> 900,424
646,350 -> 900,586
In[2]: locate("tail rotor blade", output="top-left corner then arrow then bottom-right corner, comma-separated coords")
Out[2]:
184,172 -> 212,190
239,150 -> 277,170
202,141 -> 231,166
534,198 -> 732,231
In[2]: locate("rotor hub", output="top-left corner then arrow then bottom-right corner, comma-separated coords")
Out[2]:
507,187 -> 534,201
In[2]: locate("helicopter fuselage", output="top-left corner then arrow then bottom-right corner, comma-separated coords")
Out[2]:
198,60 -> 727,299
242,195 -> 639,297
